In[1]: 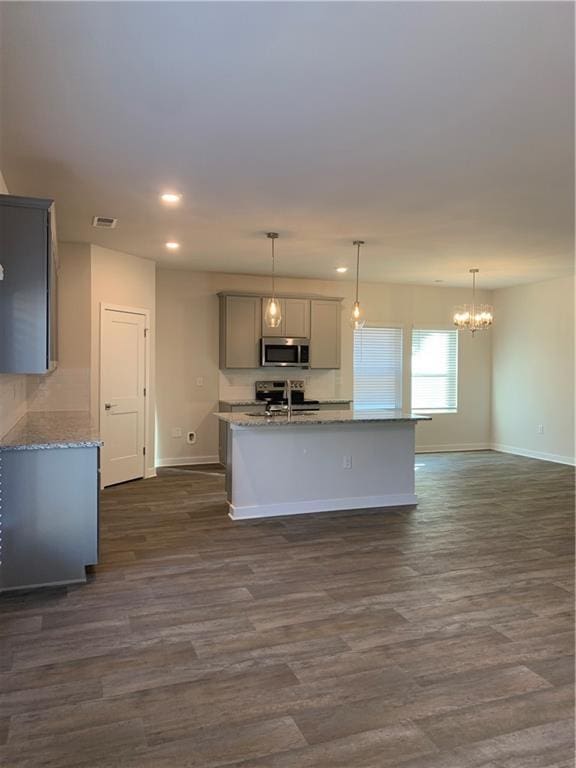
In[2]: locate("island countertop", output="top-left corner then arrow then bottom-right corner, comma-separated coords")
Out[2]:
219,398 -> 352,407
0,411 -> 102,451
215,409 -> 431,428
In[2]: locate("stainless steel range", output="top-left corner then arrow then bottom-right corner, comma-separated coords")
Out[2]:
255,380 -> 320,413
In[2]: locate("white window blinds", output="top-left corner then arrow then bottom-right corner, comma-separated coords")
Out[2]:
353,327 -> 403,410
411,329 -> 458,412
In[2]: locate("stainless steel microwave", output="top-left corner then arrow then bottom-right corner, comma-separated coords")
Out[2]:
260,337 -> 310,368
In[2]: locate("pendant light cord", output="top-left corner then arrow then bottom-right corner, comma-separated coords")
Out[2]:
355,242 -> 360,303
271,237 -> 276,299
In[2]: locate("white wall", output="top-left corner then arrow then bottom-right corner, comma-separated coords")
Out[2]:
492,275 -> 575,464
0,170 -> 31,436
156,269 -> 492,465
90,245 -> 156,474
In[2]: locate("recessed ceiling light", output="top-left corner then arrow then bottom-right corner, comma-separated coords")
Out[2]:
336,267 -> 348,273
160,192 -> 182,204
165,241 -> 180,250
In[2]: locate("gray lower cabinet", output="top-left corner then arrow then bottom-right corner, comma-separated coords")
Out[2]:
0,194 -> 58,374
0,447 -> 99,591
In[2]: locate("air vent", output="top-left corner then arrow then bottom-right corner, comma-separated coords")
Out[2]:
92,216 -> 118,229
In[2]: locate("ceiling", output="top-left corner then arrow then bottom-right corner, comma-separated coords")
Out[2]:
0,2 -> 573,288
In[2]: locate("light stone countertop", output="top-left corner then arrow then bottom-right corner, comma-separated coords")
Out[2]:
215,409 -> 431,428
219,398 -> 353,407
0,411 -> 102,451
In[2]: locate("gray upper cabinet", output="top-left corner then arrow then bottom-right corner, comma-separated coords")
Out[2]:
260,297 -> 310,338
310,300 -> 341,369
219,292 -> 341,370
0,194 -> 57,374
284,298 -> 310,338
219,295 -> 261,368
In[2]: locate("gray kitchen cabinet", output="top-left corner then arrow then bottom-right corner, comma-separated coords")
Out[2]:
219,292 -> 341,370
219,295 -> 261,368
310,300 -> 341,369
261,297 -> 310,338
284,298 -> 310,338
0,194 -> 58,374
0,446 -> 99,592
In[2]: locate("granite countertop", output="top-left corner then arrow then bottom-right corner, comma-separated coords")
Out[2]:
215,409 -> 431,428
0,411 -> 102,451
219,398 -> 353,406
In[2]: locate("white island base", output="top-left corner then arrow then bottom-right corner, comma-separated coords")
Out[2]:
219,413 -> 426,520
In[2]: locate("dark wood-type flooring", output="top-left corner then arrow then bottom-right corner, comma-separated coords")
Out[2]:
0,451 -> 574,767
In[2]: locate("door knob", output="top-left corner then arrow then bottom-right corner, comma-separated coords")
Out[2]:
104,403 -> 115,410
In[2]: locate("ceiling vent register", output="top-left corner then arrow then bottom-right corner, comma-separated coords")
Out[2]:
92,216 -> 118,229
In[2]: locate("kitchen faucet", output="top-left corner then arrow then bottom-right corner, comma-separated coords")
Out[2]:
285,379 -> 292,419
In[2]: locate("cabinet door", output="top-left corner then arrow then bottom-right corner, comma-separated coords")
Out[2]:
284,298 -> 310,338
310,300 -> 341,369
0,202 -> 50,373
0,447 -> 99,591
261,297 -> 286,336
223,296 -> 261,368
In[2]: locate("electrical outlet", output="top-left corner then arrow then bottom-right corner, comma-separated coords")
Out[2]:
171,427 -> 183,438
187,431 -> 197,445
537,424 -> 544,435
343,455 -> 352,470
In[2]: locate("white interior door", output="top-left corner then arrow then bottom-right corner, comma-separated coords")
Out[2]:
100,307 -> 147,487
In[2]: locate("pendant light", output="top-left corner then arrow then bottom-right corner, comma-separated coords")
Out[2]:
453,268 -> 494,335
264,232 -> 282,329
349,239 -> 366,330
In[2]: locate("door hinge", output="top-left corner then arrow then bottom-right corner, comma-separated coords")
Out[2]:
143,387 -> 147,397
143,446 -> 146,456
144,328 -> 148,338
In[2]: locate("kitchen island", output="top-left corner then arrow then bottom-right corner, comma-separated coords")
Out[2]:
216,409 -> 431,520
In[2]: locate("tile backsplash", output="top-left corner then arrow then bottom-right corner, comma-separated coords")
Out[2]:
219,369 -> 346,402
0,374 -> 28,437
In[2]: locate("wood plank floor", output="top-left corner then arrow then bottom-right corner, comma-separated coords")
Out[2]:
0,451 -> 574,767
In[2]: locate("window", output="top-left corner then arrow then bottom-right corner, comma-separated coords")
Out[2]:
353,327 -> 403,410
411,329 -> 458,413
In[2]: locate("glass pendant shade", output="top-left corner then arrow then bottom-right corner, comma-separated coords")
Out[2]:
264,232 -> 282,329
264,297 -> 282,328
453,269 -> 494,334
349,240 -> 367,329
350,300 -> 366,330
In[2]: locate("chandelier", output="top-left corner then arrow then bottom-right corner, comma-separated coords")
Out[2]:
453,268 -> 493,334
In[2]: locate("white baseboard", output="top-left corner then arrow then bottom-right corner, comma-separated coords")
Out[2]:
145,466 -> 157,479
156,455 -> 220,468
416,443 -> 492,454
491,443 -> 575,467
229,493 -> 418,521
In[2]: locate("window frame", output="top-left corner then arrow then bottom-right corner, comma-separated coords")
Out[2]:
410,326 -> 459,415
353,323 -> 404,411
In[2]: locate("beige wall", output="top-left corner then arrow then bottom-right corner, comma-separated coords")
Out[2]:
156,269 -> 493,464
27,242 -> 92,412
0,170 -> 30,435
492,275 -> 575,464
90,245 -> 156,474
